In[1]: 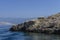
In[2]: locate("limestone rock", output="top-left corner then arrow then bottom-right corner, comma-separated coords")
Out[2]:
10,13 -> 60,34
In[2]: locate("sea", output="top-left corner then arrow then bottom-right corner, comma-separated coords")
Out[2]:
0,18 -> 60,40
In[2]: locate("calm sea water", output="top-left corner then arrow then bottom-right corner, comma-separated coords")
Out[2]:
0,25 -> 60,40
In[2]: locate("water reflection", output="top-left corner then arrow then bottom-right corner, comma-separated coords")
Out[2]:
1,31 -> 60,40
23,32 -> 60,40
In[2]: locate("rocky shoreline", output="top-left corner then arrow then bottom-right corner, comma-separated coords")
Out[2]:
10,13 -> 60,34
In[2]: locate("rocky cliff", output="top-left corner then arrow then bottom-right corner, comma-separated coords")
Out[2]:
10,13 -> 60,34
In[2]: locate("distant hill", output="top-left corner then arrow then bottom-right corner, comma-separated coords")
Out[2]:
0,18 -> 35,24
0,22 -> 15,25
0,18 -> 27,24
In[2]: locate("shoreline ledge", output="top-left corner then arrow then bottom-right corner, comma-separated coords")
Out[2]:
10,13 -> 60,34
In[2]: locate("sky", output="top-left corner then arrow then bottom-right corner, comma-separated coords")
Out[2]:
0,0 -> 60,18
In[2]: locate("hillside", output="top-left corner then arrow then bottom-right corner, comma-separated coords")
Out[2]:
10,13 -> 60,34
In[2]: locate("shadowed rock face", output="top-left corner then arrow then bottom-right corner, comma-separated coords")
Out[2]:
10,13 -> 60,34
10,21 -> 35,31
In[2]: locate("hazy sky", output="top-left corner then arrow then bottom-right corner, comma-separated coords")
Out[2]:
0,0 -> 60,18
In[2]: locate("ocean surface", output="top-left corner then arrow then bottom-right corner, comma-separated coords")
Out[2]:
0,18 -> 60,40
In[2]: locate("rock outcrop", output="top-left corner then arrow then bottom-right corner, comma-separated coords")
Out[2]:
10,13 -> 60,34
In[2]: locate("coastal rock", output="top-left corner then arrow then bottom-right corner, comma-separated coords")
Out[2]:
10,13 -> 60,34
